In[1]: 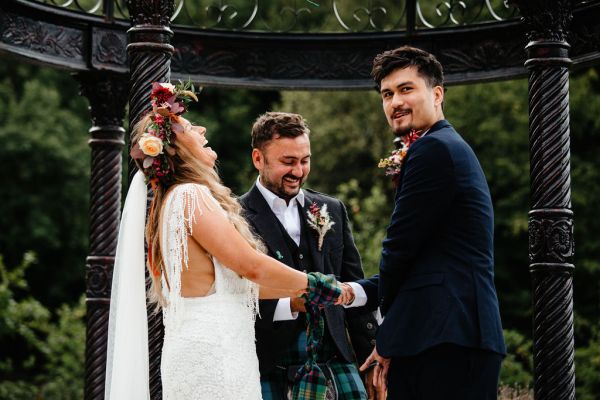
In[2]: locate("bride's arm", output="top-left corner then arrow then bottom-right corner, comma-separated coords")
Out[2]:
189,191 -> 307,292
258,286 -> 302,299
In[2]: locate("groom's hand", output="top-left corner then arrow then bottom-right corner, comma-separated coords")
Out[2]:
360,347 -> 390,398
362,368 -> 384,400
334,282 -> 355,306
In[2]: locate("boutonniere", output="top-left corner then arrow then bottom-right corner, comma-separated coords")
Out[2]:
378,129 -> 423,178
307,202 -> 335,251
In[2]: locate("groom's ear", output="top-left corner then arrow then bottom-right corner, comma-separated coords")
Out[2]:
252,148 -> 264,170
433,85 -> 444,107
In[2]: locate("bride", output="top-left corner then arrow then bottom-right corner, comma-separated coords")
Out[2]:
105,82 -> 341,400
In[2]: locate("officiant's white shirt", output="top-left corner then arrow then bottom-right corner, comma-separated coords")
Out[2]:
255,177 -> 367,321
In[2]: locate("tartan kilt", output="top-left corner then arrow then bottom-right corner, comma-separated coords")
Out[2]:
260,331 -> 367,400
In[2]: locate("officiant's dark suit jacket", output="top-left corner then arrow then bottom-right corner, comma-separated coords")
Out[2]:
240,184 -> 377,375
359,120 -> 506,358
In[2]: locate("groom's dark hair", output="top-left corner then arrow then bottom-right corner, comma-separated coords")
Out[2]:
251,112 -> 310,150
371,46 -> 444,91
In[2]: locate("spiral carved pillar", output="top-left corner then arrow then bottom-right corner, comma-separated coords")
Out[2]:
126,1 -> 175,398
513,1 -> 576,398
78,73 -> 128,400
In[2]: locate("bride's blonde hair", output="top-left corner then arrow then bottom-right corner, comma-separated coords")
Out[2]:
131,114 -> 265,307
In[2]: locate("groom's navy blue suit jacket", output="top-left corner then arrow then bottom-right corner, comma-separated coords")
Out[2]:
359,120 -> 506,358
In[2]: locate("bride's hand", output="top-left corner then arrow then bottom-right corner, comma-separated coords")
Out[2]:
304,272 -> 342,307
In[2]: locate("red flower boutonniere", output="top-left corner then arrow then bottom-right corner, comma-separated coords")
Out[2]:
307,202 -> 335,251
378,129 -> 423,179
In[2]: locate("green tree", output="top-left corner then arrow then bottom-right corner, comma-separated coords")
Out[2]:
0,253 -> 85,399
0,63 -> 90,307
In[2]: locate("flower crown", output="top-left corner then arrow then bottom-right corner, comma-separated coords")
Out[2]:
130,81 -> 199,187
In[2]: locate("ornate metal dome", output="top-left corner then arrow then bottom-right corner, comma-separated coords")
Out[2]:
2,0 -> 599,88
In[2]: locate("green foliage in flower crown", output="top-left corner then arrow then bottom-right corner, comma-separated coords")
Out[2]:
174,79 -> 200,107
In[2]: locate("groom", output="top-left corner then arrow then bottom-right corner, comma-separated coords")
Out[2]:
353,46 -> 506,399
240,112 -> 378,399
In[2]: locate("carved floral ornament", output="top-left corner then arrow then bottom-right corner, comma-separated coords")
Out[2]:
529,216 -> 574,263
509,0 -> 574,42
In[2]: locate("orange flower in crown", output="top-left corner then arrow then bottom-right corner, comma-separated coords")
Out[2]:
130,81 -> 199,186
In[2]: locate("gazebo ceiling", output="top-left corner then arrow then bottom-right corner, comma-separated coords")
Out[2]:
1,0 -> 599,89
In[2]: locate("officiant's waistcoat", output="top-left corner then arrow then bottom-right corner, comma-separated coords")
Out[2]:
275,204 -> 315,274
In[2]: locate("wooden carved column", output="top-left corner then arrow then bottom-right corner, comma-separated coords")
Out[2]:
126,1 -> 174,398
78,73 -> 128,400
513,1 -> 576,399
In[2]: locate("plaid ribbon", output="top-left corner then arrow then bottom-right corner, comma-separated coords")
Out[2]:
260,331 -> 367,400
292,273 -> 342,400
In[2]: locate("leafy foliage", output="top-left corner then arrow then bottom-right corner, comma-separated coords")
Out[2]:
0,253 -> 85,399
0,63 -> 90,308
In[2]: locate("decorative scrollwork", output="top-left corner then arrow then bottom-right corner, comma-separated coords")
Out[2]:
86,259 -> 114,298
46,0 -> 103,14
0,12 -> 83,59
440,39 -> 525,72
25,0 -> 521,32
172,45 -> 237,75
332,0 -> 404,32
528,211 -> 574,263
417,0 -> 518,29
93,28 -> 128,71
171,42 -> 373,80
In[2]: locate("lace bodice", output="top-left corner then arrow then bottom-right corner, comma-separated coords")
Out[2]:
159,183 -> 262,400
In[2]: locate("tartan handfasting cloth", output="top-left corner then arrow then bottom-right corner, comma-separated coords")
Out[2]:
292,272 -> 342,400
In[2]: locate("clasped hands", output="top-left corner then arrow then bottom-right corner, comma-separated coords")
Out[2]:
290,281 -> 353,312
293,275 -> 356,312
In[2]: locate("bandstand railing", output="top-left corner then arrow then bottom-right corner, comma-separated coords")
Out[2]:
30,0 -> 520,32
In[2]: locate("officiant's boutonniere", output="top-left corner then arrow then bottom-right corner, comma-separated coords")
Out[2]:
307,202 -> 335,251
378,129 -> 423,178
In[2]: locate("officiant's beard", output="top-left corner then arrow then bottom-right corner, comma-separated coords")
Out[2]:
261,173 -> 305,201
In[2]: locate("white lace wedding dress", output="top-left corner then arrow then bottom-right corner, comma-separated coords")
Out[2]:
160,183 -> 263,400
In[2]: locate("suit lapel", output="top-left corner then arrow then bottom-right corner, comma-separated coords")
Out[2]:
244,185 -> 294,267
301,192 -> 325,273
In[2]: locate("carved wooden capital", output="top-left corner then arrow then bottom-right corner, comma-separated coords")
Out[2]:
511,0 -> 573,43
78,74 -> 128,129
127,0 -> 174,27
